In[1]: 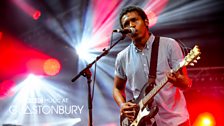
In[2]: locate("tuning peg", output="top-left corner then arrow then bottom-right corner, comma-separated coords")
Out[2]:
190,63 -> 194,66
197,56 -> 200,60
193,60 -> 197,63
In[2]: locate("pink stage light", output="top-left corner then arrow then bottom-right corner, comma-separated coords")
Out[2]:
0,34 -> 56,81
143,0 -> 169,27
32,10 -> 41,20
13,0 -> 41,20
0,80 -> 15,99
91,0 -> 121,50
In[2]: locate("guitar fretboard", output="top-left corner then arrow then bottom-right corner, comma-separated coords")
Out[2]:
140,45 -> 201,106
142,64 -> 181,105
142,76 -> 168,105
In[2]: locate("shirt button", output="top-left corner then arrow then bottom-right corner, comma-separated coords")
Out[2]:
144,64 -> 146,66
142,53 -> 144,55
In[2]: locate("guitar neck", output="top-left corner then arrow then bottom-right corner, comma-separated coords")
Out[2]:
142,76 -> 168,105
142,65 -> 181,106
140,44 -> 201,106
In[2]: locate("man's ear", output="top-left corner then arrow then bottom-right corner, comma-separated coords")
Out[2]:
145,19 -> 149,26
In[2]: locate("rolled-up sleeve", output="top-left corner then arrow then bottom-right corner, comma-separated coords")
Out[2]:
114,53 -> 127,80
168,39 -> 184,69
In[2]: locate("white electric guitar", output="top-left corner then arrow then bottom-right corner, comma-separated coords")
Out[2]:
120,45 -> 201,126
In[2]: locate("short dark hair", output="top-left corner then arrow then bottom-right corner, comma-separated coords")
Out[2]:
119,6 -> 148,28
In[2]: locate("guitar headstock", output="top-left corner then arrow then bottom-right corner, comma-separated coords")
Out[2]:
179,45 -> 201,67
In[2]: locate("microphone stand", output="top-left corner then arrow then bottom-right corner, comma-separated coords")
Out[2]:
71,34 -> 126,126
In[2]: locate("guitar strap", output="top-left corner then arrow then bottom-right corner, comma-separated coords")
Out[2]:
147,36 -> 160,89
142,36 -> 160,126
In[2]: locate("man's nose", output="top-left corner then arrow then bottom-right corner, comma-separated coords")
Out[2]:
129,22 -> 135,28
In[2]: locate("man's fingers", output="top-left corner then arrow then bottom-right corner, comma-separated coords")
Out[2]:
120,102 -> 139,121
126,102 -> 138,106
123,110 -> 137,121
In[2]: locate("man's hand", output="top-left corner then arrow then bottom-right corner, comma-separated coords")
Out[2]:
120,102 -> 139,122
167,70 -> 192,89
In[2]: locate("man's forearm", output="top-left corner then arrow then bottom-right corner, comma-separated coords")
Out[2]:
113,88 -> 126,107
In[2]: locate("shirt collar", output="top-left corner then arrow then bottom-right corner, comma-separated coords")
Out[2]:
131,33 -> 155,52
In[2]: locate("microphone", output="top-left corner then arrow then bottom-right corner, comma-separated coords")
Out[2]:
113,27 -> 136,34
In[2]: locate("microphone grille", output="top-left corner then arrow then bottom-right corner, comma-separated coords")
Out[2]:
130,27 -> 136,34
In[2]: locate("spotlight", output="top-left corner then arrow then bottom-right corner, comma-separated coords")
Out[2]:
32,10 -> 41,20
75,43 -> 93,62
193,112 -> 216,126
43,58 -> 61,76
0,80 -> 15,98
147,11 -> 158,27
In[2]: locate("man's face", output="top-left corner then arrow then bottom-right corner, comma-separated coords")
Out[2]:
121,11 -> 149,41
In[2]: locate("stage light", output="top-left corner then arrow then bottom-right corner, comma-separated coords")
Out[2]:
16,74 -> 44,92
0,80 -> 15,99
12,0 -> 41,21
76,45 -> 88,60
147,11 -> 158,27
32,10 -> 41,20
75,43 -> 94,62
193,112 -> 216,126
43,58 -> 61,76
0,74 -> 84,125
203,118 -> 211,125
26,59 -> 45,75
